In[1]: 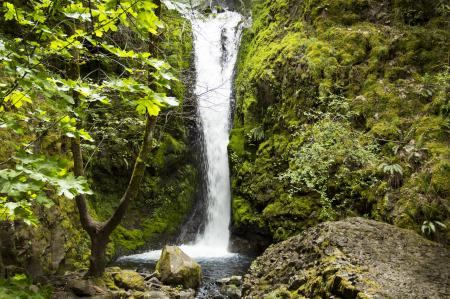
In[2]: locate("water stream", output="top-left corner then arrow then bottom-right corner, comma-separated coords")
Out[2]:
117,7 -> 249,297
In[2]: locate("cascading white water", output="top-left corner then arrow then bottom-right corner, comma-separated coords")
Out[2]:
192,11 -> 242,252
118,9 -> 244,261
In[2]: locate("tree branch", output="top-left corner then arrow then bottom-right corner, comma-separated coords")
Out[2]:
101,114 -> 157,236
71,136 -> 99,235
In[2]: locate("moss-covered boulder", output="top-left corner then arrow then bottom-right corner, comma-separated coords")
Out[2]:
156,246 -> 202,289
243,218 -> 450,298
101,267 -> 146,291
113,270 -> 146,291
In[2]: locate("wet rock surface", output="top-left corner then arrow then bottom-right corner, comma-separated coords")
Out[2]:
215,276 -> 242,299
242,217 -> 450,299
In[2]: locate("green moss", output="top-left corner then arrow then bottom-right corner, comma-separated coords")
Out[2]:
111,226 -> 145,252
262,194 -> 321,240
232,196 -> 265,228
112,270 -> 145,291
265,287 -> 293,299
231,0 -> 450,245
263,194 -> 317,219
160,8 -> 193,101
370,120 -> 400,139
229,128 -> 246,156
430,160 -> 450,194
102,269 -> 119,290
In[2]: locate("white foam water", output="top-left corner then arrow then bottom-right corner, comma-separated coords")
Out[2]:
118,11 -> 244,263
191,10 -> 242,253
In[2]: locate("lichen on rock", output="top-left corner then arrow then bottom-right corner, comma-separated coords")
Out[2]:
242,217 -> 450,298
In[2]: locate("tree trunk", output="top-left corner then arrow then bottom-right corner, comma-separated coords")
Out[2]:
87,234 -> 109,277
68,2 -> 162,277
71,111 -> 157,277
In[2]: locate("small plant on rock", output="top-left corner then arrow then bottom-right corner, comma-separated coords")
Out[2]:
421,220 -> 447,236
378,163 -> 403,188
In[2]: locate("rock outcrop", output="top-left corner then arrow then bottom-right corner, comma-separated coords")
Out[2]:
242,218 -> 450,299
156,246 -> 202,289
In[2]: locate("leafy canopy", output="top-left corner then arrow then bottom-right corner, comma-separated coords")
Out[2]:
0,0 -> 178,224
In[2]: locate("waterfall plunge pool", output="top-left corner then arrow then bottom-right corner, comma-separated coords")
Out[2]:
115,251 -> 253,298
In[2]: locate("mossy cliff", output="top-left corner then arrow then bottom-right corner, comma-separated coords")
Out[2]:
230,0 -> 449,245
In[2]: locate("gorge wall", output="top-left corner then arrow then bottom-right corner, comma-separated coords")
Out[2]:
229,0 -> 450,248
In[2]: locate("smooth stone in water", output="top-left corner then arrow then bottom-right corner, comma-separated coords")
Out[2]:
216,275 -> 242,286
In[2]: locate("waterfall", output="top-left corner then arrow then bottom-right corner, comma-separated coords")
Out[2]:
192,11 -> 242,252
118,9 -> 244,260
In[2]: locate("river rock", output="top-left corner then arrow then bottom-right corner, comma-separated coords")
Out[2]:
220,284 -> 241,299
141,290 -> 170,299
216,275 -> 243,299
104,267 -> 146,291
242,217 -> 450,298
156,246 -> 202,289
217,275 -> 242,287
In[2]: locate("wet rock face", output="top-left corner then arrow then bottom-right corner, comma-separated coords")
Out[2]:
156,246 -> 202,289
242,218 -> 450,299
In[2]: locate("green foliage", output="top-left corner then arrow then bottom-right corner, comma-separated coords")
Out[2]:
0,0 -> 178,224
421,220 -> 447,236
0,0 -> 198,276
83,6 -> 197,256
0,153 -> 91,225
232,196 -> 264,229
0,274 -> 52,298
378,163 -> 403,188
280,117 -> 378,219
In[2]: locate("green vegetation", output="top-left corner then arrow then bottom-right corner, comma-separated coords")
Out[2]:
0,274 -> 52,299
0,0 -> 198,280
0,0 -> 449,294
231,0 -> 450,244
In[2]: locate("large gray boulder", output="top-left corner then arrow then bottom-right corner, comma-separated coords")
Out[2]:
156,246 -> 202,289
242,217 -> 450,299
